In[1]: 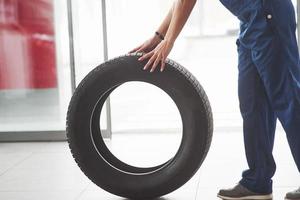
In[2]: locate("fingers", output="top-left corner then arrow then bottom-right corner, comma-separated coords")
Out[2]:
160,57 -> 166,72
141,53 -> 166,73
128,44 -> 143,54
137,41 -> 171,73
138,51 -> 153,61
150,54 -> 162,72
128,47 -> 139,54
143,52 -> 156,71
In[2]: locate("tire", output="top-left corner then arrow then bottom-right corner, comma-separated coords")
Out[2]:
66,53 -> 213,199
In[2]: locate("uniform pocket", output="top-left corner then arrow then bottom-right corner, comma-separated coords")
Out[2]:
262,0 -> 297,35
260,0 -> 275,27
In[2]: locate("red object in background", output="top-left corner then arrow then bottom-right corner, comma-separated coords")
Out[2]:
0,0 -> 57,89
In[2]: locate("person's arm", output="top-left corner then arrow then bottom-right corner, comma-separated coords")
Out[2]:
157,2 -> 176,37
129,2 -> 175,54
164,0 -> 197,44
139,0 -> 197,72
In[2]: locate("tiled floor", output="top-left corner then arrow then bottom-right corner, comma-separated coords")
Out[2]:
0,131 -> 299,200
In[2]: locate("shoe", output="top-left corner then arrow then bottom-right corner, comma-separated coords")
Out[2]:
285,187 -> 300,200
217,183 -> 273,200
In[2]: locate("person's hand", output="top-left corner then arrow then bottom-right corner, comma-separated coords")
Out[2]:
138,39 -> 174,72
129,35 -> 162,54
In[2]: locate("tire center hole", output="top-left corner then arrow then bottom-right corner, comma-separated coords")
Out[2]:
100,81 -> 183,168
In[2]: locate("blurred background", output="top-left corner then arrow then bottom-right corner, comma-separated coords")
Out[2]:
0,0 -> 299,199
0,0 -> 249,138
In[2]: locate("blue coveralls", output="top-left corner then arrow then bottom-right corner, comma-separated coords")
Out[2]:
219,0 -> 300,194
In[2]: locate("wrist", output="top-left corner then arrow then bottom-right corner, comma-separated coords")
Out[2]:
164,37 -> 175,45
152,34 -> 162,44
155,31 -> 165,40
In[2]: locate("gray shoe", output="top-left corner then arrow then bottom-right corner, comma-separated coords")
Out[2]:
285,187 -> 300,200
217,184 -> 273,200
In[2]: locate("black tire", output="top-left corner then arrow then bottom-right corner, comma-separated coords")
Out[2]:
66,53 -> 213,199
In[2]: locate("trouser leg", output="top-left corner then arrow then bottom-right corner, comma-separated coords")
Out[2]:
237,41 -> 277,194
252,35 -> 300,174
251,0 -> 300,174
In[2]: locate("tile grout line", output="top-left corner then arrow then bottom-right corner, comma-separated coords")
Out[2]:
194,170 -> 203,200
74,183 -> 90,200
0,152 -> 34,177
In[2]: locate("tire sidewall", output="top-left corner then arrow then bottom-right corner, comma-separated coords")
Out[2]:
67,55 -> 211,199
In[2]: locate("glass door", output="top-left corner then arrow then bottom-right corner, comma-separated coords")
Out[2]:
0,0 -> 110,140
0,0 -> 72,139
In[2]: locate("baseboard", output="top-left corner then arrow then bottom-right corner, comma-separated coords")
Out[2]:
0,129 -> 112,142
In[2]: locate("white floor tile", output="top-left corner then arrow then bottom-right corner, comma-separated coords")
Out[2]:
196,187 -> 220,200
12,152 -> 77,170
0,190 -> 81,200
0,167 -> 89,192
0,154 -> 89,192
77,189 -> 126,200
0,153 -> 32,175
273,187 -> 295,200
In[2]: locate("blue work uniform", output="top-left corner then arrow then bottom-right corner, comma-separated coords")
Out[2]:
219,0 -> 300,194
